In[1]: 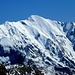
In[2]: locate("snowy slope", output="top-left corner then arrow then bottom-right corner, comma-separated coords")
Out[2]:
0,15 -> 75,74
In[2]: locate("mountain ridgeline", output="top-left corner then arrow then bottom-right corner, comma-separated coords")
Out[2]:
0,15 -> 75,75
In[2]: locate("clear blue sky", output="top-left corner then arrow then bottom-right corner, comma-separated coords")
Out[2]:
0,0 -> 75,24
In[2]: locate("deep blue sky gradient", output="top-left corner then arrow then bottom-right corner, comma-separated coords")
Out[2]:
0,0 -> 75,24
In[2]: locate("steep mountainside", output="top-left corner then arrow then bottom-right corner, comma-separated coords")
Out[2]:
0,15 -> 75,75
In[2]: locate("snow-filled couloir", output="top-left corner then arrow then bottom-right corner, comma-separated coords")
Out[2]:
0,15 -> 75,75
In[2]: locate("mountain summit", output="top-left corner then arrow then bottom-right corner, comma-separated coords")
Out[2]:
0,15 -> 75,75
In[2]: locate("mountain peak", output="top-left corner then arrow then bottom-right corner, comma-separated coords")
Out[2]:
0,15 -> 75,75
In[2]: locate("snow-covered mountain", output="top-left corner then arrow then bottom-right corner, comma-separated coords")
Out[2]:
0,15 -> 75,75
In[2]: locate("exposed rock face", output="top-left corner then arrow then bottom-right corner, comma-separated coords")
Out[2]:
0,64 -> 44,75
0,64 -> 7,75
